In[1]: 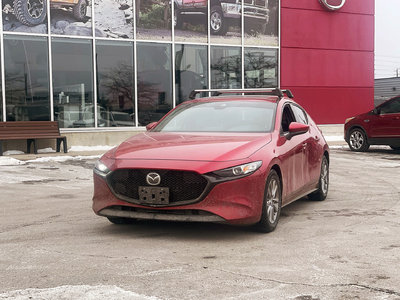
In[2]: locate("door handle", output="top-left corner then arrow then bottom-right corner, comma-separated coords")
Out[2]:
393,116 -> 400,120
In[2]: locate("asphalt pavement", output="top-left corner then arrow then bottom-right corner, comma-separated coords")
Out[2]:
1,145 -> 400,299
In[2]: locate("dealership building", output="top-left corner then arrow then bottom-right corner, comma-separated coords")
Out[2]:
0,0 -> 374,149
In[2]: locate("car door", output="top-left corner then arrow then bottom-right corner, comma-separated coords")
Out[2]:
278,104 -> 307,202
290,103 -> 317,187
369,97 -> 400,138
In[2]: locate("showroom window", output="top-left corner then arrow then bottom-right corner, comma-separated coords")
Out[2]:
4,35 -> 50,121
96,40 -> 135,127
211,46 -> 241,89
52,38 -> 94,128
0,0 -> 280,128
137,42 -> 172,126
244,48 -> 278,88
175,44 -> 208,104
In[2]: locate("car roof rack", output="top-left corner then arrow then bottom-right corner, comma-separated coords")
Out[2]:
188,88 -> 294,100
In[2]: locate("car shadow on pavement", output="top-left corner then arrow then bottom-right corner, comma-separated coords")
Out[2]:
93,197 -> 321,241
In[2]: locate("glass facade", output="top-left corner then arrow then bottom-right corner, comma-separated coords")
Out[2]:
0,0 -> 280,127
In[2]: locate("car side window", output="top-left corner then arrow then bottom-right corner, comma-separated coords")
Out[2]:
380,97 -> 400,114
281,104 -> 296,133
291,104 -> 308,124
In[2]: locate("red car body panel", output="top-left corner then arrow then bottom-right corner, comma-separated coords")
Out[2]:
93,96 -> 329,225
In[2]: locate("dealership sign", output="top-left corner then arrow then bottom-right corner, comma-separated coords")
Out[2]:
319,0 -> 346,11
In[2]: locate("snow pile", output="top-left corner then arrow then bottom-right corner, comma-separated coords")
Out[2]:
0,285 -> 160,300
0,156 -> 26,166
2,150 -> 25,155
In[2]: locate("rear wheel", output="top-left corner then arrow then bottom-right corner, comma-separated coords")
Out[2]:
107,216 -> 134,225
73,0 -> 87,21
309,155 -> 329,201
13,0 -> 47,26
348,128 -> 369,152
255,170 -> 282,233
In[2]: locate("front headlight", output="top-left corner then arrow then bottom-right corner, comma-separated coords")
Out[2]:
94,160 -> 110,177
345,117 -> 355,124
212,161 -> 262,178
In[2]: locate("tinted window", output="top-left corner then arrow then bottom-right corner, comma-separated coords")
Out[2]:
96,40 -> 135,127
155,100 -> 276,132
4,35 -> 50,121
291,104 -> 308,124
211,46 -> 241,89
244,48 -> 278,88
380,98 -> 400,114
52,38 -> 94,128
137,42 -> 172,126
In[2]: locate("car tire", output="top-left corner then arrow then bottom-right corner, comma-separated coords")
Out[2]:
73,0 -> 87,21
107,216 -> 134,225
13,0 -> 47,26
348,128 -> 370,152
174,6 -> 182,29
390,145 -> 400,151
255,170 -> 282,233
308,155 -> 329,201
210,6 -> 227,35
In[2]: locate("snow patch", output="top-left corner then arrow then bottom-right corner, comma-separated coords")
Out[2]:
0,285 -> 160,300
26,155 -> 101,163
0,156 -> 25,166
324,136 -> 345,142
37,148 -> 56,153
69,145 -> 115,152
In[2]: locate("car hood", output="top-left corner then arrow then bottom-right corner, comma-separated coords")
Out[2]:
110,132 -> 272,162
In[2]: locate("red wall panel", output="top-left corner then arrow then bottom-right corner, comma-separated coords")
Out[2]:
281,0 -> 374,15
281,87 -> 374,124
280,0 -> 374,124
281,48 -> 374,87
281,8 -> 374,51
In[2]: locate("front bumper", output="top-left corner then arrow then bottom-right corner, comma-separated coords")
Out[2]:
92,169 -> 266,225
221,2 -> 269,23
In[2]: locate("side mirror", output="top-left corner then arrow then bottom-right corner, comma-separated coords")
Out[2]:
286,122 -> 309,139
146,122 -> 158,131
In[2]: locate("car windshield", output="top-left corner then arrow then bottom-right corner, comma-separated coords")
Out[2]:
154,100 -> 276,132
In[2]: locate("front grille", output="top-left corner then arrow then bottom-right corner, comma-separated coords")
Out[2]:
108,169 -> 208,204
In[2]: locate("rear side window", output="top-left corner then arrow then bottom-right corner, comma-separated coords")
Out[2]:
291,104 -> 308,124
380,98 -> 400,114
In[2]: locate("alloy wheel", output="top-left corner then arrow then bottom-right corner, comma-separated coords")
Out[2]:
210,12 -> 222,31
266,177 -> 280,224
349,130 -> 365,150
27,0 -> 44,19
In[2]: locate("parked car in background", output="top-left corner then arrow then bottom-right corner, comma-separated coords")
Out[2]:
173,0 -> 269,35
92,88 -> 329,233
2,0 -> 87,26
344,96 -> 400,151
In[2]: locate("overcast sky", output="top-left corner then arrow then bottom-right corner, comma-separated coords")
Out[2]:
375,0 -> 400,78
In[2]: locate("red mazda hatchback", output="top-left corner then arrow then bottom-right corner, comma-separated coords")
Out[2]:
344,96 -> 400,151
92,89 -> 329,232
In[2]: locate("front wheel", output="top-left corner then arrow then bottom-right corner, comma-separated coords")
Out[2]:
348,128 -> 370,152
309,155 -> 329,201
255,170 -> 282,233
73,0 -> 87,21
210,6 -> 227,35
13,0 -> 47,26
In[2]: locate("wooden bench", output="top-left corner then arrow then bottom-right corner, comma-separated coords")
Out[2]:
0,121 -> 67,156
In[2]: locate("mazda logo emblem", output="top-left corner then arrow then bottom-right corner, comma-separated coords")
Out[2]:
319,0 -> 346,11
146,172 -> 161,186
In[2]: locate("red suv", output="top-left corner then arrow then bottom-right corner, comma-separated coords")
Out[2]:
344,96 -> 400,151
92,89 -> 329,233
